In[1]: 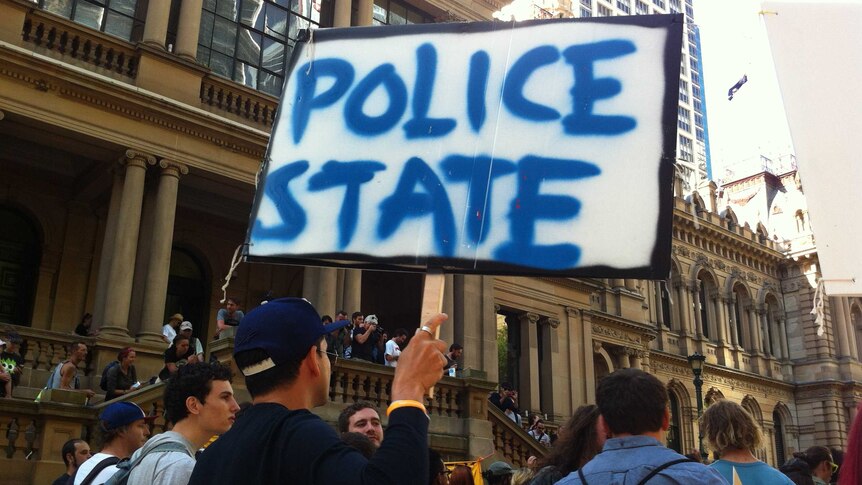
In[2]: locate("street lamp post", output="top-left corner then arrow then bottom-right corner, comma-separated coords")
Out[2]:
687,352 -> 707,458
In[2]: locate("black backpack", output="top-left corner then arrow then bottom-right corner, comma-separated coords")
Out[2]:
577,457 -> 695,485
99,361 -> 119,391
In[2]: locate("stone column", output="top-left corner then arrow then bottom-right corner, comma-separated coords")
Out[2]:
624,279 -> 637,291
302,266 -> 320,304
778,318 -> 790,361
356,0 -> 373,25
519,312 -> 540,412
538,316 -> 559,417
842,298 -> 859,360
175,0 -> 204,60
726,297 -> 739,347
101,151 -> 154,337
334,0 -> 352,27
749,306 -> 763,354
760,310 -> 773,357
317,268 -> 338,315
92,168 -> 123,327
137,160 -> 188,343
142,0 -> 171,49
438,274 -> 455,345
832,297 -> 852,358
675,283 -> 689,335
630,349 -> 643,369
343,269 -> 362,314
692,285 -> 704,339
566,307 -> 589,407
713,292 -> 727,345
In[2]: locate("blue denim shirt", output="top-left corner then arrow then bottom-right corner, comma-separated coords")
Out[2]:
555,436 -> 729,485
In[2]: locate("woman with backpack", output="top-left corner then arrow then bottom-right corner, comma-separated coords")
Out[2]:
104,348 -> 140,401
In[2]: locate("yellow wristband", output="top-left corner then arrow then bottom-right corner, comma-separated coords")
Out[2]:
387,400 -> 428,417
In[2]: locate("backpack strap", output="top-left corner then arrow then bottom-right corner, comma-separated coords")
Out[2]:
103,441 -> 191,485
577,467 -> 588,485
77,455 -> 121,485
636,458 -> 695,485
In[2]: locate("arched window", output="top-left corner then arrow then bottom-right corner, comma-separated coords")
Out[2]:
852,303 -> 862,359
773,409 -> 786,466
764,295 -> 782,358
733,284 -> 752,352
795,210 -> 807,232
166,247 -> 209,341
696,271 -> 717,341
667,393 -> 682,453
0,207 -> 41,326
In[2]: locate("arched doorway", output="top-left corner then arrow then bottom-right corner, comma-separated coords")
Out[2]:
165,247 -> 209,342
667,393 -> 682,453
773,409 -> 786,466
0,207 -> 41,326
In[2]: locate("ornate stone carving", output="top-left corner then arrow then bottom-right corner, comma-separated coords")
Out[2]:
519,313 -> 539,325
592,324 -> 642,345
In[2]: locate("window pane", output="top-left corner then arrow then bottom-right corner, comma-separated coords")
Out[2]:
216,0 -> 239,21
288,14 -> 309,40
43,0 -> 73,18
261,36 -> 285,73
209,50 -> 233,77
236,27 -> 262,66
74,1 -> 105,30
110,0 -> 137,17
406,10 -> 424,24
197,45 -> 212,66
372,2 -> 387,23
203,0 -> 216,11
388,2 -> 406,25
265,4 -> 288,39
198,10 -> 215,47
240,0 -> 265,30
234,61 -> 258,88
212,16 -> 237,55
104,11 -> 134,39
259,72 -> 283,96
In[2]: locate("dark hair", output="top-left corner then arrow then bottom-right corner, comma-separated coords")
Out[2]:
61,438 -> 85,467
449,465 -> 474,485
393,328 -> 408,338
352,312 -> 364,320
164,362 -> 233,422
98,422 -> 131,446
80,313 -> 92,324
341,432 -> 376,459
337,310 -> 348,317
596,368 -> 667,435
449,343 -> 463,352
234,335 -> 324,397
795,446 -> 832,470
321,315 -> 333,324
536,405 -> 602,475
172,334 -> 190,345
429,449 -> 445,485
500,382 -> 513,391
338,401 -> 376,433
117,347 -> 135,361
69,341 -> 86,354
226,298 -> 240,305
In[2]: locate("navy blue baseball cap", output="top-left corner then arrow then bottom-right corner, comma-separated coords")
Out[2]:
100,402 -> 155,430
234,298 -> 350,376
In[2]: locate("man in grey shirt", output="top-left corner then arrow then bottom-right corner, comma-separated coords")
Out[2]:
126,363 -> 240,485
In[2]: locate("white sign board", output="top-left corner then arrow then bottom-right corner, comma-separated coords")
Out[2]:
762,1 -> 862,295
246,16 -> 683,277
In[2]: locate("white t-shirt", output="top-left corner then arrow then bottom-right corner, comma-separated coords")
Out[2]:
127,431 -> 196,485
73,452 -> 121,485
162,324 -> 176,346
384,339 -> 401,368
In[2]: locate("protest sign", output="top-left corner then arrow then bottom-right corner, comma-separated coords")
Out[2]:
246,15 -> 683,278
763,2 -> 862,296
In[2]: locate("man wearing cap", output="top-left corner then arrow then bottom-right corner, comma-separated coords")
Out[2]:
351,312 -> 381,363
72,402 -> 153,485
126,363 -> 240,485
189,297 -> 450,485
483,461 -> 515,485
162,314 -> 183,346
179,321 -> 205,362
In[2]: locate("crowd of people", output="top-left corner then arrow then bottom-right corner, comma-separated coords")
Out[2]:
5,296 -> 862,485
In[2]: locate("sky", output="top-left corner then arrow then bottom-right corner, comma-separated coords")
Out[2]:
693,0 -> 795,180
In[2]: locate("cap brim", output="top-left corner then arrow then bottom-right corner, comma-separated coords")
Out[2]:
323,320 -> 351,334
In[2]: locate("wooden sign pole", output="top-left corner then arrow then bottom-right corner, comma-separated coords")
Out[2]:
421,268 -> 445,398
